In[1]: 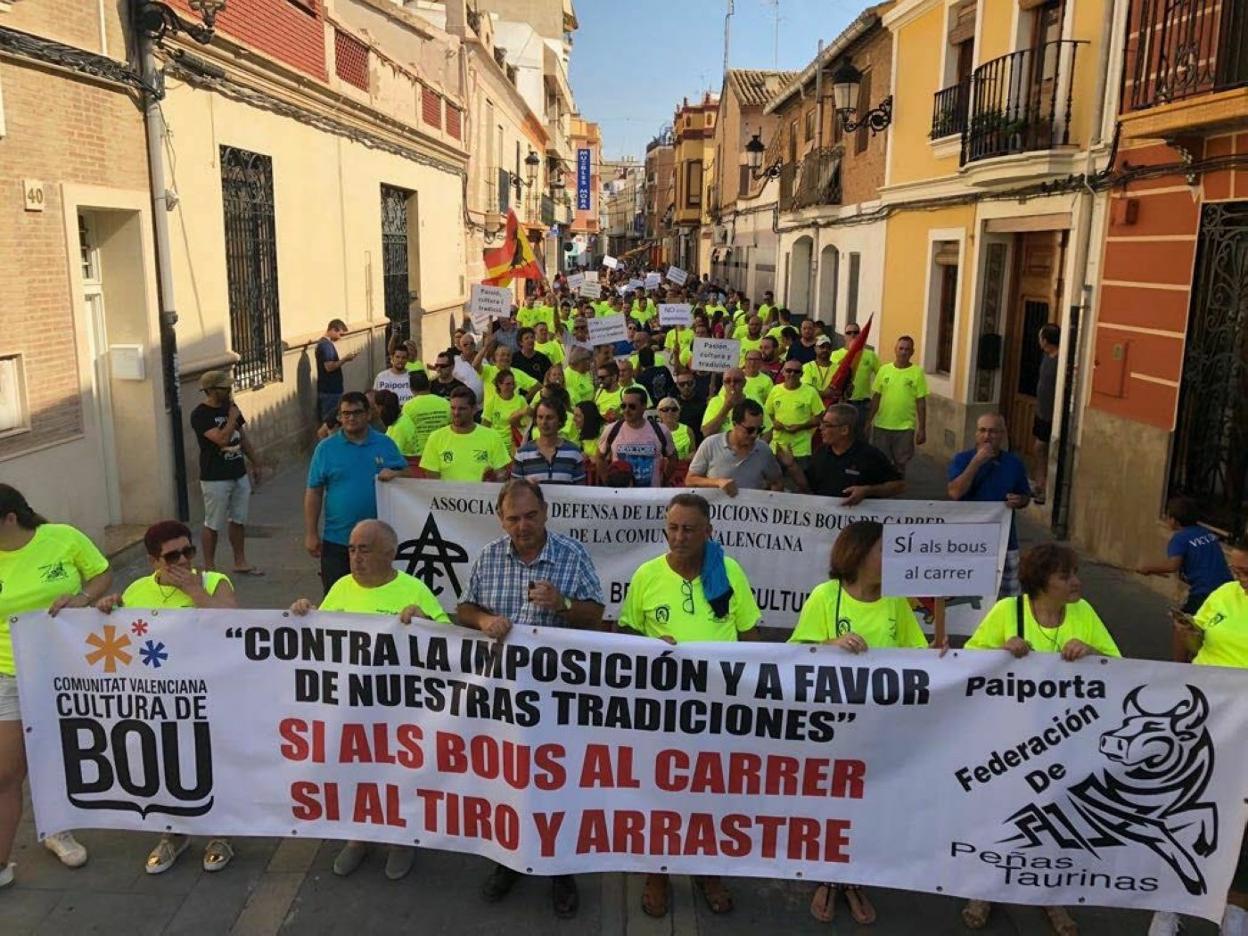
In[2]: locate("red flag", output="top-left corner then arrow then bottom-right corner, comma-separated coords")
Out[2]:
827,315 -> 874,403
483,211 -> 544,286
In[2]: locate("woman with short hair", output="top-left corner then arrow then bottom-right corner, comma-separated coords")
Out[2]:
790,520 -> 931,925
96,520 -> 237,874
961,542 -> 1119,935
0,484 -> 113,886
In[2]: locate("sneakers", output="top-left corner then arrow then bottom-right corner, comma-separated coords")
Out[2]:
383,845 -> 415,881
202,839 -> 234,873
146,834 -> 190,875
1148,911 -> 1180,936
0,862 -> 13,889
332,841 -> 368,877
43,831 -> 87,868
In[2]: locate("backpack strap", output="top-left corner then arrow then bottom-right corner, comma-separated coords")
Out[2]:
604,419 -> 624,451
647,415 -> 675,458
1015,595 -> 1025,640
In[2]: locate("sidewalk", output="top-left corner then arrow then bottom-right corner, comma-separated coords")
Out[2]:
3,457 -> 1194,934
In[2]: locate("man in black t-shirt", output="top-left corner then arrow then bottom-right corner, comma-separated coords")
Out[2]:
316,318 -> 356,419
780,404 -> 903,505
511,327 -> 552,383
428,351 -> 467,399
191,370 -> 262,574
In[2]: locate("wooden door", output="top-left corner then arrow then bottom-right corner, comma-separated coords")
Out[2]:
1000,231 -> 1061,453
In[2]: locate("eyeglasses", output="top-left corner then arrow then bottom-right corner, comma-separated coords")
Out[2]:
680,579 -> 695,615
658,406 -> 679,413
339,408 -> 367,418
160,545 -> 196,563
621,402 -> 641,411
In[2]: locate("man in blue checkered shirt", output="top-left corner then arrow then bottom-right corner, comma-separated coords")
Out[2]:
456,477 -> 604,918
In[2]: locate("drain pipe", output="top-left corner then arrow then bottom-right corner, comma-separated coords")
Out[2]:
136,11 -> 190,521
1050,0 -> 1118,539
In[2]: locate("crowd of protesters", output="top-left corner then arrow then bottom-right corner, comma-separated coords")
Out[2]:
1,261 -> 1245,935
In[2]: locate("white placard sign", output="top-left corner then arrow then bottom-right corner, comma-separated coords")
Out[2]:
579,281 -> 603,300
882,523 -> 1002,598
602,255 -> 619,269
644,271 -> 661,288
628,278 -> 644,290
566,271 -> 586,290
690,337 -> 740,373
469,284 -> 512,329
665,265 -> 689,286
587,314 -> 628,346
16,606 -> 1248,922
658,303 -> 693,327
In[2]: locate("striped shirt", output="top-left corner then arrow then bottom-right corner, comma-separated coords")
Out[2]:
511,440 -> 587,485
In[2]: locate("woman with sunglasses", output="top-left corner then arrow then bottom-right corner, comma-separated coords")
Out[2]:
0,485 -> 112,887
95,520 -> 237,876
656,397 -> 693,459
790,520 -> 934,926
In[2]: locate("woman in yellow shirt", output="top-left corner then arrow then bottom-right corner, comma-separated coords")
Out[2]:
962,542 -> 1119,935
574,401 -> 605,462
790,520 -> 929,926
0,484 -> 113,886
482,369 -> 529,454
656,397 -> 693,458
95,520 -> 236,875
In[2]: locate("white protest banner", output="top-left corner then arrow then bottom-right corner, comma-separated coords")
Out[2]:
579,281 -> 602,300
16,610 -> 1248,922
628,278 -> 644,291
883,523 -> 1001,599
691,337 -> 741,373
602,255 -> 619,270
566,271 -> 585,290
378,481 -> 1010,635
665,265 -> 689,286
644,271 -> 661,289
658,303 -> 693,327
587,314 -> 628,346
469,284 -> 512,330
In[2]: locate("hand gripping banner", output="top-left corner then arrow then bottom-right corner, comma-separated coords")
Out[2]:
14,610 -> 1248,921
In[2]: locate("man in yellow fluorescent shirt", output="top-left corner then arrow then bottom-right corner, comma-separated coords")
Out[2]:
868,335 -> 928,477
417,386 -> 511,482
290,519 -> 448,882
766,359 -> 823,472
619,493 -> 760,919
829,322 -> 880,425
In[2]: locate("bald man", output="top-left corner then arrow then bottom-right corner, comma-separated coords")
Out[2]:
289,519 -> 449,881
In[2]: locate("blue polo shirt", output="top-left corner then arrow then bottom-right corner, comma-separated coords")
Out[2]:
948,449 -> 1030,549
307,428 -> 407,545
1167,525 -> 1231,600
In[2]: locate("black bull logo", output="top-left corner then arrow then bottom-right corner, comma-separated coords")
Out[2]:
1002,685 -> 1218,895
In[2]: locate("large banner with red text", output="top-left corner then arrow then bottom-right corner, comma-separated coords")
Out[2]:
14,610 -> 1248,921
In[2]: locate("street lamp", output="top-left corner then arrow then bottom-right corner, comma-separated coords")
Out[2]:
744,132 -> 782,181
524,148 -> 541,185
830,59 -> 893,135
135,0 -> 226,44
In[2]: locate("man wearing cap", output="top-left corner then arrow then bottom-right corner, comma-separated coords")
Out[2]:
802,335 -> 838,405
191,371 -> 263,574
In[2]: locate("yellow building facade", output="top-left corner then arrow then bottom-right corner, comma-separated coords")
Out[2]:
672,93 -> 718,275
878,0 -> 1122,514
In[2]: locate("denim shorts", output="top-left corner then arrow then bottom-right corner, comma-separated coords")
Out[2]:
0,674 -> 20,722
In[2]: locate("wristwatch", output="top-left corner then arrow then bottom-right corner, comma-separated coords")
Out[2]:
559,595 -> 572,613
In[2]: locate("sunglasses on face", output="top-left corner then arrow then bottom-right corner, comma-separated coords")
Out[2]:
658,406 -> 679,413
621,402 -> 641,410
161,545 -> 196,563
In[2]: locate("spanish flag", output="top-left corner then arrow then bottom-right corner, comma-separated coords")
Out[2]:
827,314 -> 874,403
483,210 -> 544,286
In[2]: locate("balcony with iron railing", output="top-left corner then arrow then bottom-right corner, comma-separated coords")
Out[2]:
930,80 -> 971,140
960,39 -> 1083,166
1124,0 -> 1248,112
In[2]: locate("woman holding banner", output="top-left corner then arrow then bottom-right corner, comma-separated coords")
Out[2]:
95,520 -> 238,874
962,542 -> 1120,934
0,484 -> 113,886
789,520 -> 930,925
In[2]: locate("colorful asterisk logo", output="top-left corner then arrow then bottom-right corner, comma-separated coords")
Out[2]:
84,624 -> 133,673
130,619 -> 149,637
139,640 -> 168,669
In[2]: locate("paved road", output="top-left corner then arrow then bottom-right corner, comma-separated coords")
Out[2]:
2,454 -> 1204,934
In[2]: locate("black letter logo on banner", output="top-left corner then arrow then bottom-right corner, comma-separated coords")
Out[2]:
59,718 -> 215,818
396,514 -> 469,597
999,685 -> 1217,895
